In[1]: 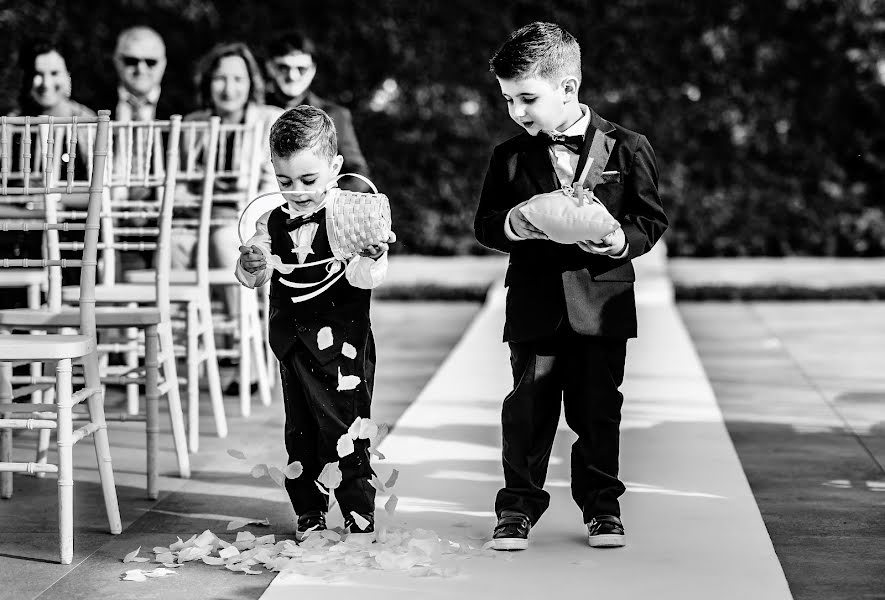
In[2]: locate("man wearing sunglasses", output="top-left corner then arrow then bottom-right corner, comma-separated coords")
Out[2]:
111,26 -> 171,122
263,31 -> 371,192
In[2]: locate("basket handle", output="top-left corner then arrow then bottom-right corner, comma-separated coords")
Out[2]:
237,189 -> 326,245
330,172 -> 378,194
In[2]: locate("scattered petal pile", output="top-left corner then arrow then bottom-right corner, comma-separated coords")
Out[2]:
121,524 -> 498,583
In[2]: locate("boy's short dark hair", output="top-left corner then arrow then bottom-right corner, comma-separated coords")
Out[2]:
490,22 -> 581,83
269,105 -> 338,161
265,30 -> 316,60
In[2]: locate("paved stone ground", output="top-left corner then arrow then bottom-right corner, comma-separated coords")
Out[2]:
679,301 -> 885,600
0,301 -> 481,600
2,252 -> 884,599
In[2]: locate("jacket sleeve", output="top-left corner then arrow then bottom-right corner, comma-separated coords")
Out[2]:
473,147 -> 517,254
621,135 -> 668,261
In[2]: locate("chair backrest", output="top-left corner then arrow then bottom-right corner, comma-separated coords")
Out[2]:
176,118 -> 263,287
100,117 -> 183,316
0,111 -> 111,336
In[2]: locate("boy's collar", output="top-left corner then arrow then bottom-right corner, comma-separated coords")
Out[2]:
554,104 -> 590,137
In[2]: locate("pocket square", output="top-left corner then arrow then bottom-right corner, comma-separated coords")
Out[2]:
600,170 -> 622,184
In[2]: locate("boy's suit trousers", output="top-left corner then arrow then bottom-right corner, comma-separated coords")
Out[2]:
279,329 -> 376,518
495,322 -> 627,525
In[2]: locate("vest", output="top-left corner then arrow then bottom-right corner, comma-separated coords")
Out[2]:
266,207 -> 371,317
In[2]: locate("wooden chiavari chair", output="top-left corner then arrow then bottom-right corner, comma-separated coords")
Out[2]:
0,111 -> 121,564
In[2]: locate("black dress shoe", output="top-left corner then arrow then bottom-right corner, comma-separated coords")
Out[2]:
492,510 -> 531,550
586,515 -> 626,548
295,511 -> 326,542
224,380 -> 259,396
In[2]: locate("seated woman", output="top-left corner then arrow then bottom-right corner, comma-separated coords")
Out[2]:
175,42 -> 283,392
10,39 -> 96,119
4,39 -> 98,297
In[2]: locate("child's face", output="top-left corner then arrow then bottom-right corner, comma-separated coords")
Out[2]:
272,148 -> 343,213
497,75 -> 577,135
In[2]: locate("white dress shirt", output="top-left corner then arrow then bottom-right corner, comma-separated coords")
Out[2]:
116,86 -> 161,122
235,205 -> 388,291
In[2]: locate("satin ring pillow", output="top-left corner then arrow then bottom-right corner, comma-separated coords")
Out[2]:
519,188 -> 620,244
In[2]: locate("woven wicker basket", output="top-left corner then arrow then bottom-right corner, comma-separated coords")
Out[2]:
238,173 -> 392,260
325,182 -> 392,260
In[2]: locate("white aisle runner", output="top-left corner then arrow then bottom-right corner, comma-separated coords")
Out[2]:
260,248 -> 793,600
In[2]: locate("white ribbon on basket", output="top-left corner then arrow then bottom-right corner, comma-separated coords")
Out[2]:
237,173 -> 380,303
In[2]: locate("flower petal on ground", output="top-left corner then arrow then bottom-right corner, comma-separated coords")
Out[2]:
250,463 -> 268,478
227,449 -> 247,460
341,342 -> 357,359
123,547 -> 149,563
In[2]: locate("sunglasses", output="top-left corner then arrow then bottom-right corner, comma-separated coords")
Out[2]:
273,62 -> 312,75
119,55 -> 161,68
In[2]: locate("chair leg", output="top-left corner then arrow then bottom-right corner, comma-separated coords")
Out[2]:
248,296 -> 272,407
82,354 -> 122,532
55,358 -> 74,565
158,322 -> 190,477
144,324 -> 160,499
34,360 -> 51,478
126,321 -> 140,416
0,361 -> 13,499
199,300 -> 227,440
186,302 -> 200,453
239,300 -> 252,417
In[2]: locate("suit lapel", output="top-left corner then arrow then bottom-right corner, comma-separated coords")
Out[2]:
576,110 -> 617,190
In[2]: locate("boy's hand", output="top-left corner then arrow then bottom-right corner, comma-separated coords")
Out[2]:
238,245 -> 266,273
359,232 -> 397,260
577,228 -> 627,256
509,202 -> 548,240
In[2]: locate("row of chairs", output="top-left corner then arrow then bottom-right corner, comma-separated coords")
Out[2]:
0,111 -> 277,563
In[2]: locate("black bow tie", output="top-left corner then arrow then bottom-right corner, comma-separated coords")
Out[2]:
285,210 -> 324,231
541,132 -> 584,153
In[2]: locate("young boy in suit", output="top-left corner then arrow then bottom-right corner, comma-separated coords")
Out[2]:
236,106 -> 394,540
474,22 -> 668,550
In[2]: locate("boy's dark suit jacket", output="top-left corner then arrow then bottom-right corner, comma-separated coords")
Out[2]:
474,109 -> 668,342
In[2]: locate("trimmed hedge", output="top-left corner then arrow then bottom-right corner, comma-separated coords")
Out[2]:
2,0 -> 882,256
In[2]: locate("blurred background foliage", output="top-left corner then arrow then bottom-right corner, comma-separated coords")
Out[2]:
1,0 -> 883,256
